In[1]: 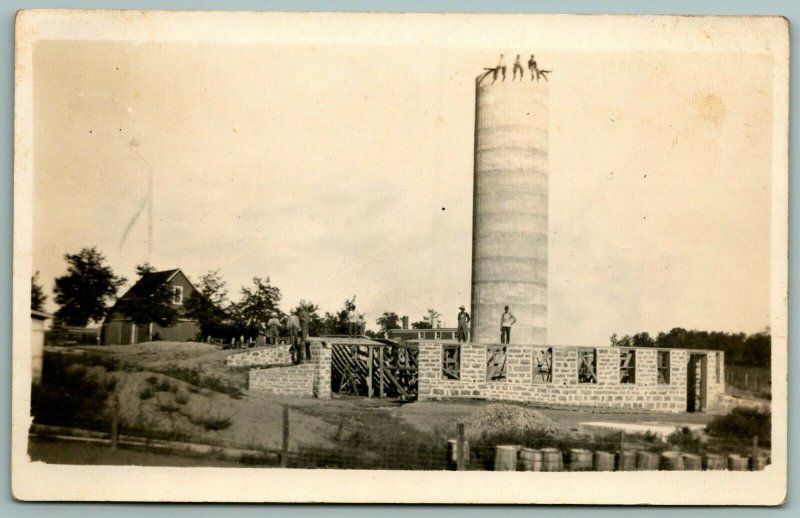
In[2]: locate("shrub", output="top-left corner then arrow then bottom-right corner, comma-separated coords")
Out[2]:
175,392 -> 189,405
190,414 -> 233,432
31,352 -> 116,430
667,427 -> 703,452
706,407 -> 771,446
139,386 -> 156,400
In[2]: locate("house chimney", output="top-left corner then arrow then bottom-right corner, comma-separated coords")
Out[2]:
402,316 -> 409,330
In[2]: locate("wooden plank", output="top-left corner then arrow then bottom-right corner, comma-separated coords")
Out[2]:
367,345 -> 374,398
379,345 -> 385,399
383,369 -> 409,398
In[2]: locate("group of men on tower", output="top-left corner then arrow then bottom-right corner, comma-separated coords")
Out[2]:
484,54 -> 550,83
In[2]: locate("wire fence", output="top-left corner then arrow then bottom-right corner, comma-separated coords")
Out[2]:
30,404 -> 770,472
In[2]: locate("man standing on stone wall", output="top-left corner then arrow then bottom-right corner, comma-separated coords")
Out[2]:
287,311 -> 301,363
457,305 -> 471,342
347,305 -> 359,338
267,312 -> 280,345
300,309 -> 311,361
500,305 -> 516,344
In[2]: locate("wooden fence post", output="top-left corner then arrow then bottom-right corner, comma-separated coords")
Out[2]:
281,405 -> 290,468
619,430 -> 625,453
110,392 -> 119,451
752,435 -> 759,462
457,423 -> 466,471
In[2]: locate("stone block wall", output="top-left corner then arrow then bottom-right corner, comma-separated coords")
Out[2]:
310,341 -> 332,399
249,363 -> 315,396
418,342 -> 725,413
225,344 -> 292,368
706,351 -> 725,411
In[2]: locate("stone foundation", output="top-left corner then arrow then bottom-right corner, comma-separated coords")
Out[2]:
249,363 -> 315,396
225,344 -> 292,368
417,341 -> 725,413
232,340 -> 333,398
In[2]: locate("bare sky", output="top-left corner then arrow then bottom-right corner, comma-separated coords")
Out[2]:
32,41 -> 772,343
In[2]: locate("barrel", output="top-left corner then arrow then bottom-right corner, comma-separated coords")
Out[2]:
636,451 -> 659,471
518,448 -> 542,472
617,450 -> 637,471
728,454 -> 748,471
568,449 -> 593,471
704,454 -> 726,470
494,445 -> 520,471
593,451 -> 615,472
541,448 -> 563,472
682,453 -> 702,470
750,455 -> 767,471
446,439 -> 470,470
660,451 -> 685,471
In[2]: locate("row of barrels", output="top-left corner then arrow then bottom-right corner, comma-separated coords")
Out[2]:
446,441 -> 768,471
495,445 -> 769,472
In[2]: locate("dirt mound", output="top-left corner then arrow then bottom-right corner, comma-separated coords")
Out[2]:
466,403 -> 559,437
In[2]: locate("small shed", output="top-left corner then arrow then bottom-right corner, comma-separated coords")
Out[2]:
31,310 -> 52,385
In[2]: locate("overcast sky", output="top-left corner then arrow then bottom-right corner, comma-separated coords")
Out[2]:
32,41 -> 772,343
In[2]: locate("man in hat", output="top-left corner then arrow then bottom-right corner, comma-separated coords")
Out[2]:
267,312 -> 280,345
300,308 -> 311,360
286,311 -> 301,363
500,305 -> 516,344
457,305 -> 471,342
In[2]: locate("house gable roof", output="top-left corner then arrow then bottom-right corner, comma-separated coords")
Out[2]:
118,268 -> 182,301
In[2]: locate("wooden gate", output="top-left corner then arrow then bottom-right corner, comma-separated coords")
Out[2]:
331,342 -> 419,400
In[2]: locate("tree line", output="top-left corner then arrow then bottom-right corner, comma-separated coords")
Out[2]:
30,246 -> 426,341
609,328 -> 771,368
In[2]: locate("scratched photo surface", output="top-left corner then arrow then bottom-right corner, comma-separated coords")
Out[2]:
13,11 -> 788,503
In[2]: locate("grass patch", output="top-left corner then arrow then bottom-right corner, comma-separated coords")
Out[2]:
152,366 -> 243,399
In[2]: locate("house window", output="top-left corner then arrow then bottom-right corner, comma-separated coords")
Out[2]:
172,286 -> 183,305
715,352 -> 721,383
578,348 -> 597,384
435,331 -> 441,339
533,348 -> 553,383
657,350 -> 670,384
620,349 -> 636,384
442,344 -> 460,380
486,345 -> 507,381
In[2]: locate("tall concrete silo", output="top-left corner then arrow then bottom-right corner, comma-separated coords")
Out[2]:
470,75 -> 549,345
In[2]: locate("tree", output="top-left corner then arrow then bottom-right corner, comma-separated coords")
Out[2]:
411,320 -> 432,329
31,271 -> 46,311
376,311 -> 400,338
424,308 -> 441,329
120,263 -> 179,340
321,296 -> 357,335
228,276 -> 283,335
53,247 -> 126,326
185,269 -> 230,337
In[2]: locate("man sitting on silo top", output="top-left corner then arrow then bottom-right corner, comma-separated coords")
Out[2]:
500,305 -> 516,344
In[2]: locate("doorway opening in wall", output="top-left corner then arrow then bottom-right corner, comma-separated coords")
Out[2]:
686,353 -> 708,412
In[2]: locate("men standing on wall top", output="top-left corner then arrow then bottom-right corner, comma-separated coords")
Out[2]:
457,305 -> 471,342
500,305 -> 516,344
287,311 -> 301,363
